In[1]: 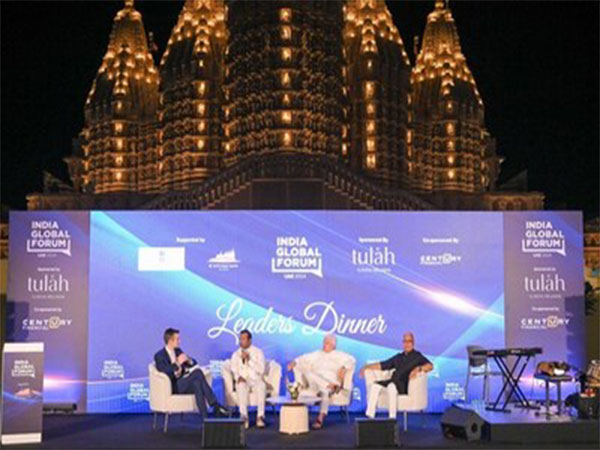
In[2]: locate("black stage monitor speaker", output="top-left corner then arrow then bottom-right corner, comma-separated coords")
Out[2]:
440,406 -> 485,441
355,418 -> 399,448
202,418 -> 245,448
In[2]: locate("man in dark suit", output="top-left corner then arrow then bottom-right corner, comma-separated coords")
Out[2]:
154,328 -> 229,418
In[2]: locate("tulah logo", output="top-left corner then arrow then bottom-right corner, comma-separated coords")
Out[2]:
524,273 -> 566,293
27,273 -> 70,294
352,237 -> 396,273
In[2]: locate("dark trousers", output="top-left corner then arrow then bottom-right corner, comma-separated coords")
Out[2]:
176,369 -> 216,417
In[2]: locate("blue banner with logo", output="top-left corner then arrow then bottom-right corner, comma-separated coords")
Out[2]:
1,342 -> 44,445
5,211 -> 584,413
7,211 -> 89,412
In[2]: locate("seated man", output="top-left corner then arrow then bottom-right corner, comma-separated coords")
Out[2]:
360,331 -> 433,419
154,328 -> 229,418
230,329 -> 267,429
287,334 -> 356,429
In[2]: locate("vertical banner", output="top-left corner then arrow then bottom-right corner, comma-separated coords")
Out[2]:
6,211 -> 90,412
504,211 -> 585,369
1,342 -> 44,445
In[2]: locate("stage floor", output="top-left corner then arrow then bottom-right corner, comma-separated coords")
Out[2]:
11,412 -> 599,449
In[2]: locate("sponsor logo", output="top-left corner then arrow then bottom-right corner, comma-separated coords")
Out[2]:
22,316 -> 72,331
138,247 -> 185,271
520,315 -> 570,330
102,360 -> 125,379
352,237 -> 395,273
420,253 -> 462,266
521,221 -> 566,256
12,360 -> 36,378
208,249 -> 240,271
27,274 -> 70,294
271,236 -> 322,279
127,383 -> 149,402
443,382 -> 466,402
26,220 -> 72,256
524,273 -> 566,293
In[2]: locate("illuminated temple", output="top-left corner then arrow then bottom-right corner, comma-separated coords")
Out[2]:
28,0 -> 543,211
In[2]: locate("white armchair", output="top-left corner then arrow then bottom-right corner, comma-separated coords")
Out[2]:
364,369 -> 428,431
221,359 -> 282,411
293,364 -> 355,422
148,362 -> 213,432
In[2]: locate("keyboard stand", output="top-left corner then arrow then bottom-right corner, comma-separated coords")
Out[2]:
485,352 -> 540,413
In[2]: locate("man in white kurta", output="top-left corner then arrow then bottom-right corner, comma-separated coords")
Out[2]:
288,334 -> 356,428
230,329 -> 266,428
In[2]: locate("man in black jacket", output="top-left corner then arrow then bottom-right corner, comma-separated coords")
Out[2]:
154,328 -> 229,418
360,331 -> 433,419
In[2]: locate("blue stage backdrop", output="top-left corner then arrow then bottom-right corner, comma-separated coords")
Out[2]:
7,211 -> 584,413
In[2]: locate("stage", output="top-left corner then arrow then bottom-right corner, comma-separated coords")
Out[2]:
12,411 -> 598,449
456,402 -> 599,444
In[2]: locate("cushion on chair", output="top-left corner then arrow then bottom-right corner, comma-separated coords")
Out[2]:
221,359 -> 282,408
366,369 -> 428,412
294,366 -> 355,407
148,362 -> 212,414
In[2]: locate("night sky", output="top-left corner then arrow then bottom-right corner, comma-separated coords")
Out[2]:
1,1 -> 598,217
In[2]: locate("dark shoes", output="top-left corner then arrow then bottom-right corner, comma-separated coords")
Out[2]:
214,403 -> 231,417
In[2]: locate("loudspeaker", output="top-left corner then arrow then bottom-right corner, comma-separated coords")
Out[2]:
202,418 -> 245,448
440,406 -> 485,441
355,418 -> 399,448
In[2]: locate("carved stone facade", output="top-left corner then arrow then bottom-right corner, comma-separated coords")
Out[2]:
159,0 -> 227,190
344,0 -> 411,187
27,0 -> 544,211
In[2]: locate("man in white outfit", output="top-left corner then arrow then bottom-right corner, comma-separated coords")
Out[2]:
230,329 -> 266,429
360,331 -> 433,419
287,334 -> 356,429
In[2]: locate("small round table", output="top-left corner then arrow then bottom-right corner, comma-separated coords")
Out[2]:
266,396 -> 321,435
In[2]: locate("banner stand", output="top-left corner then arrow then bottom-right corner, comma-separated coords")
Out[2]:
1,342 -> 44,445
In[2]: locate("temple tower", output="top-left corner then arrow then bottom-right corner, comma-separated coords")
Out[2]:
408,0 -> 500,193
158,0 -> 227,191
344,0 -> 411,187
73,0 -> 159,194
